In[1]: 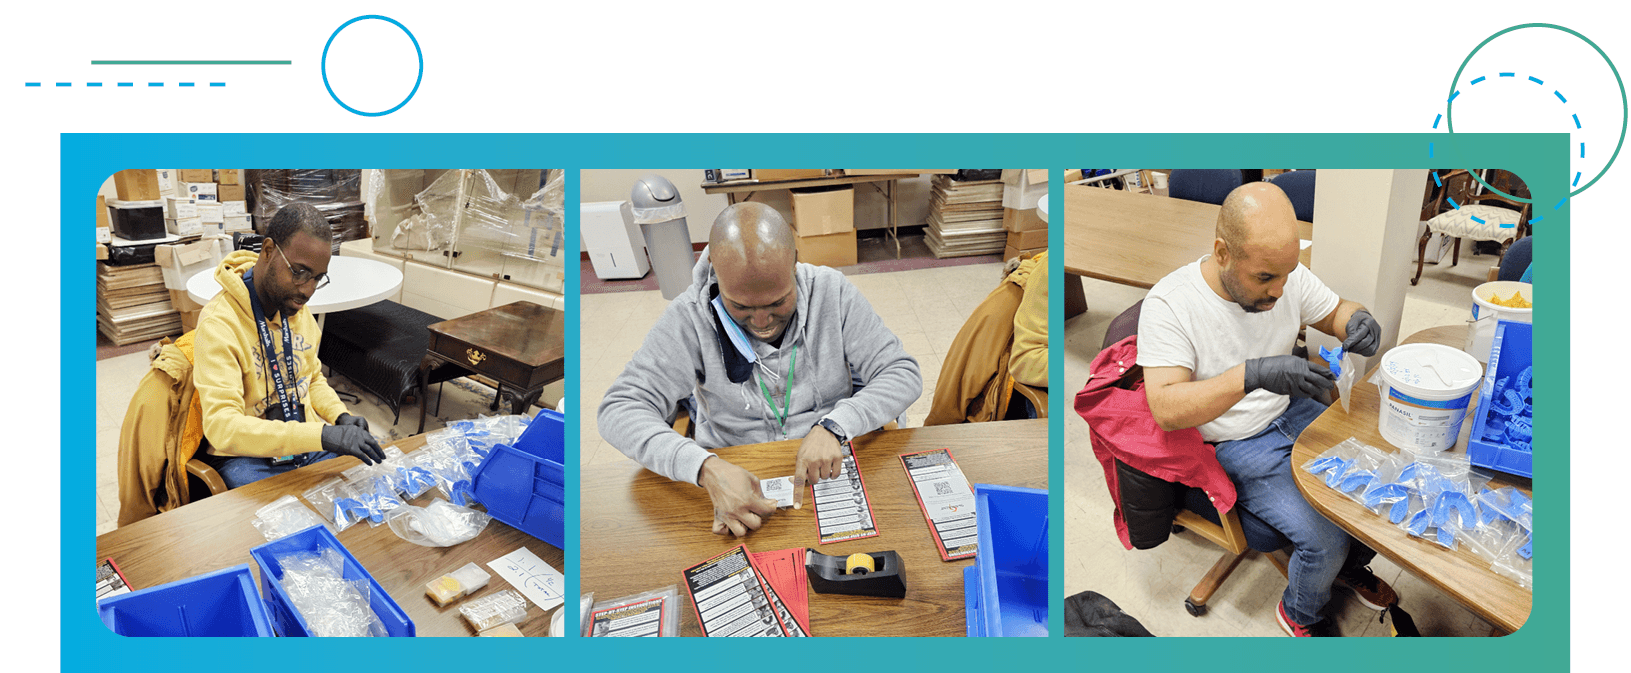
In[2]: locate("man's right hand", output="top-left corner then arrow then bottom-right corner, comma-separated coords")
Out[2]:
1244,354 -> 1336,398
320,424 -> 385,465
699,456 -> 779,537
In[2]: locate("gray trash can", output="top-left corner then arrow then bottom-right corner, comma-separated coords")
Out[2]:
630,175 -> 694,300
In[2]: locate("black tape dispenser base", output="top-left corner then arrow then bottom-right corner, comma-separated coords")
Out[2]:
806,549 -> 907,598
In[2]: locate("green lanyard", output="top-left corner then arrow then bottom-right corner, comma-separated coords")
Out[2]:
755,345 -> 799,430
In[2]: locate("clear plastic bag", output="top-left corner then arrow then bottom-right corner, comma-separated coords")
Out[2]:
1302,438 -> 1383,501
304,477 -> 369,532
1492,528 -> 1533,590
392,451 -> 440,500
276,548 -> 387,637
1477,486 -> 1533,531
252,495 -> 333,541
387,498 -> 493,547
588,586 -> 681,637
460,589 -> 530,632
1359,451 -> 1414,516
1320,346 -> 1359,413
425,445 -> 481,507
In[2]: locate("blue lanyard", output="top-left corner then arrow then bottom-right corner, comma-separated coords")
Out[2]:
243,270 -> 303,423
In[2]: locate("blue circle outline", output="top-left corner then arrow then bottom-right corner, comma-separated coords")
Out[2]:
1445,23 -> 1626,201
321,15 -> 423,117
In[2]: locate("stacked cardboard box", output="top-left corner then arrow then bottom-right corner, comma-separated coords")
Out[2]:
790,186 -> 856,267
924,174 -> 1006,258
96,261 -> 181,345
1001,169 -> 1049,261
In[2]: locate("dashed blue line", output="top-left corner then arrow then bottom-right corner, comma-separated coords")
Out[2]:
1433,172 -> 1443,187
1554,90 -> 1567,103
1429,142 -> 1435,158
1573,172 -> 1581,186
1448,197 -> 1461,209
117,82 -> 132,87
1573,114 -> 1582,129
24,82 -> 39,87
55,82 -> 70,87
1531,215 -> 1544,223
1471,215 -> 1487,225
1433,113 -> 1442,129
1471,76 -> 1486,85
179,82 -> 194,87
1581,142 -> 1586,158
1528,76 -> 1544,85
1449,90 -> 1461,102
87,82 -> 102,87
1499,72 -> 1515,77
148,82 -> 163,87
209,82 -> 225,87
1554,199 -> 1566,210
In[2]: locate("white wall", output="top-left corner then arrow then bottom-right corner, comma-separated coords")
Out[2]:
579,170 -> 935,249
1308,168 -> 1430,356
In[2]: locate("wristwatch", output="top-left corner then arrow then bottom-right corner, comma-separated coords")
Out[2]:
816,417 -> 849,443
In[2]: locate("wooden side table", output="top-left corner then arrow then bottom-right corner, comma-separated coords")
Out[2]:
418,301 -> 566,432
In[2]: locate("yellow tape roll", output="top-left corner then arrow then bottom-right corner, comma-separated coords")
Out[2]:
845,553 -> 876,575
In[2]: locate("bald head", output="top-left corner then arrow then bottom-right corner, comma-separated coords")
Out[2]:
711,203 -> 800,342
1216,182 -> 1300,261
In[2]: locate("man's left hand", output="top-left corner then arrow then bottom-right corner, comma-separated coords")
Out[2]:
792,425 -> 844,509
336,413 -> 370,433
1343,310 -> 1382,357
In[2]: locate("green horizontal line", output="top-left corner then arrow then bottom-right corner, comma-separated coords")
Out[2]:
91,60 -> 290,65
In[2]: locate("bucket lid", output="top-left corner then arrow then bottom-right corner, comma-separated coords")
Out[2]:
1380,344 -> 1483,398
107,198 -> 165,208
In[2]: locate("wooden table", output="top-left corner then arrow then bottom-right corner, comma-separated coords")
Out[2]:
419,300 -> 565,433
581,420 -> 1048,637
702,173 -> 918,257
1291,324 -> 1532,633
96,433 -> 568,636
1062,183 -> 1313,288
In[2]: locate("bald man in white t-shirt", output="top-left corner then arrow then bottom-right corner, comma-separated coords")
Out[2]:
1136,182 -> 1395,637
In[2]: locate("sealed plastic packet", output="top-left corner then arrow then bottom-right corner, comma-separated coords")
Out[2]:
1359,451 -> 1414,516
587,586 -> 681,637
304,477 -> 369,532
460,589 -> 530,631
1319,346 -> 1360,413
425,562 -> 492,606
388,498 -> 493,547
1301,438 -> 1371,491
578,593 -> 595,637
252,494 -> 333,541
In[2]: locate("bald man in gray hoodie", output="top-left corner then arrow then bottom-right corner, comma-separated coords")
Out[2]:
598,203 -> 922,537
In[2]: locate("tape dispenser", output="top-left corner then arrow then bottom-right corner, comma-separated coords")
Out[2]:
805,549 -> 907,598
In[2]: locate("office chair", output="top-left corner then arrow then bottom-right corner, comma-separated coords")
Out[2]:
1266,170 -> 1317,223
1167,170 -> 1245,206
1097,300 -> 1290,617
1413,170 -> 1529,285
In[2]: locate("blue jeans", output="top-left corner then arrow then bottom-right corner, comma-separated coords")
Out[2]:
201,451 -> 339,490
1214,397 -> 1375,625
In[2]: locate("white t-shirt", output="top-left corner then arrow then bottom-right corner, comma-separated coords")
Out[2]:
1136,257 -> 1339,442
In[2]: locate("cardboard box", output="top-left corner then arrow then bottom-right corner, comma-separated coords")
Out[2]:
1002,169 -> 1048,210
113,169 -> 161,201
166,217 -> 204,237
790,186 -> 854,236
196,203 -> 225,224
1002,207 -> 1046,233
180,309 -> 201,332
754,169 -> 829,182
795,230 -> 857,268
1000,169 -> 1050,186
215,169 -> 241,185
178,169 -> 213,183
841,170 -> 956,176
217,183 -> 245,201
164,197 -> 198,219
224,215 -> 252,231
221,200 -> 247,216
178,182 -> 217,200
1007,229 -> 1048,251
156,169 -> 178,197
155,239 -> 218,290
96,243 -> 109,260
1004,245 -> 1046,262
96,195 -> 110,244
168,288 -> 205,313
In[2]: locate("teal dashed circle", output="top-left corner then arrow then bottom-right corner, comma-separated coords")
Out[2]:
320,15 -> 423,117
1445,23 -> 1626,202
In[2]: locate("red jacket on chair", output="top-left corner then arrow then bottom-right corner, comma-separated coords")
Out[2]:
1074,335 -> 1237,550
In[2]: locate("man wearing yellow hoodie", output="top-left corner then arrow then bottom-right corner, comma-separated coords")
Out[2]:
193,204 -> 384,488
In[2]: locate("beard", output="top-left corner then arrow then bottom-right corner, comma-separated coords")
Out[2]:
1219,270 -> 1276,313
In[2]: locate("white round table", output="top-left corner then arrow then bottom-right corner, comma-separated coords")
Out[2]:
1036,192 -> 1050,223
186,256 -> 404,322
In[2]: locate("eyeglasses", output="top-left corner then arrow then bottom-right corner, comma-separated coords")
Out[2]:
274,244 -> 331,290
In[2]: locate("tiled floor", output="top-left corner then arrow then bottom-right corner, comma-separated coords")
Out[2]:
581,261 -> 1007,467
94,352 -> 562,536
1063,250 -> 1510,637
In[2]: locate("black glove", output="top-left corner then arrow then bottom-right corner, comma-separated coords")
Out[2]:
1245,355 -> 1337,398
336,412 -> 370,433
1342,309 -> 1381,356
321,424 -> 385,465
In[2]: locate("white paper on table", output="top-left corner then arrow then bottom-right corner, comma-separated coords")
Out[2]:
488,547 -> 565,611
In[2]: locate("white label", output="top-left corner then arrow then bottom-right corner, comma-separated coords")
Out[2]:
221,200 -> 247,216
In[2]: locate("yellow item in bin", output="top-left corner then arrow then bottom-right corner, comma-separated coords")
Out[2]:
1488,292 -> 1531,309
478,623 -> 525,637
845,553 -> 876,575
425,562 -> 491,606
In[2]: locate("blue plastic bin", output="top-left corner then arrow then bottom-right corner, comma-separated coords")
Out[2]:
248,525 -> 415,637
964,483 -> 1048,637
98,564 -> 274,637
472,409 -> 565,549
1467,321 -> 1533,478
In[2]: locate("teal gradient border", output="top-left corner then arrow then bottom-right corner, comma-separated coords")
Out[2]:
62,133 -> 1566,670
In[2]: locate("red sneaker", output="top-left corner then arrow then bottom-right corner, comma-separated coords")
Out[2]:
1277,600 -> 1339,637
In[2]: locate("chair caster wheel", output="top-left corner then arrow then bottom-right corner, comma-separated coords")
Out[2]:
1185,598 -> 1207,617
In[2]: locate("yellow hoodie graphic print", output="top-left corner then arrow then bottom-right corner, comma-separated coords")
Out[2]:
193,250 -> 349,457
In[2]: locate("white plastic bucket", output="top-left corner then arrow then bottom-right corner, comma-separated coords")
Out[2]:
1376,344 -> 1484,451
1467,281 -> 1532,362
